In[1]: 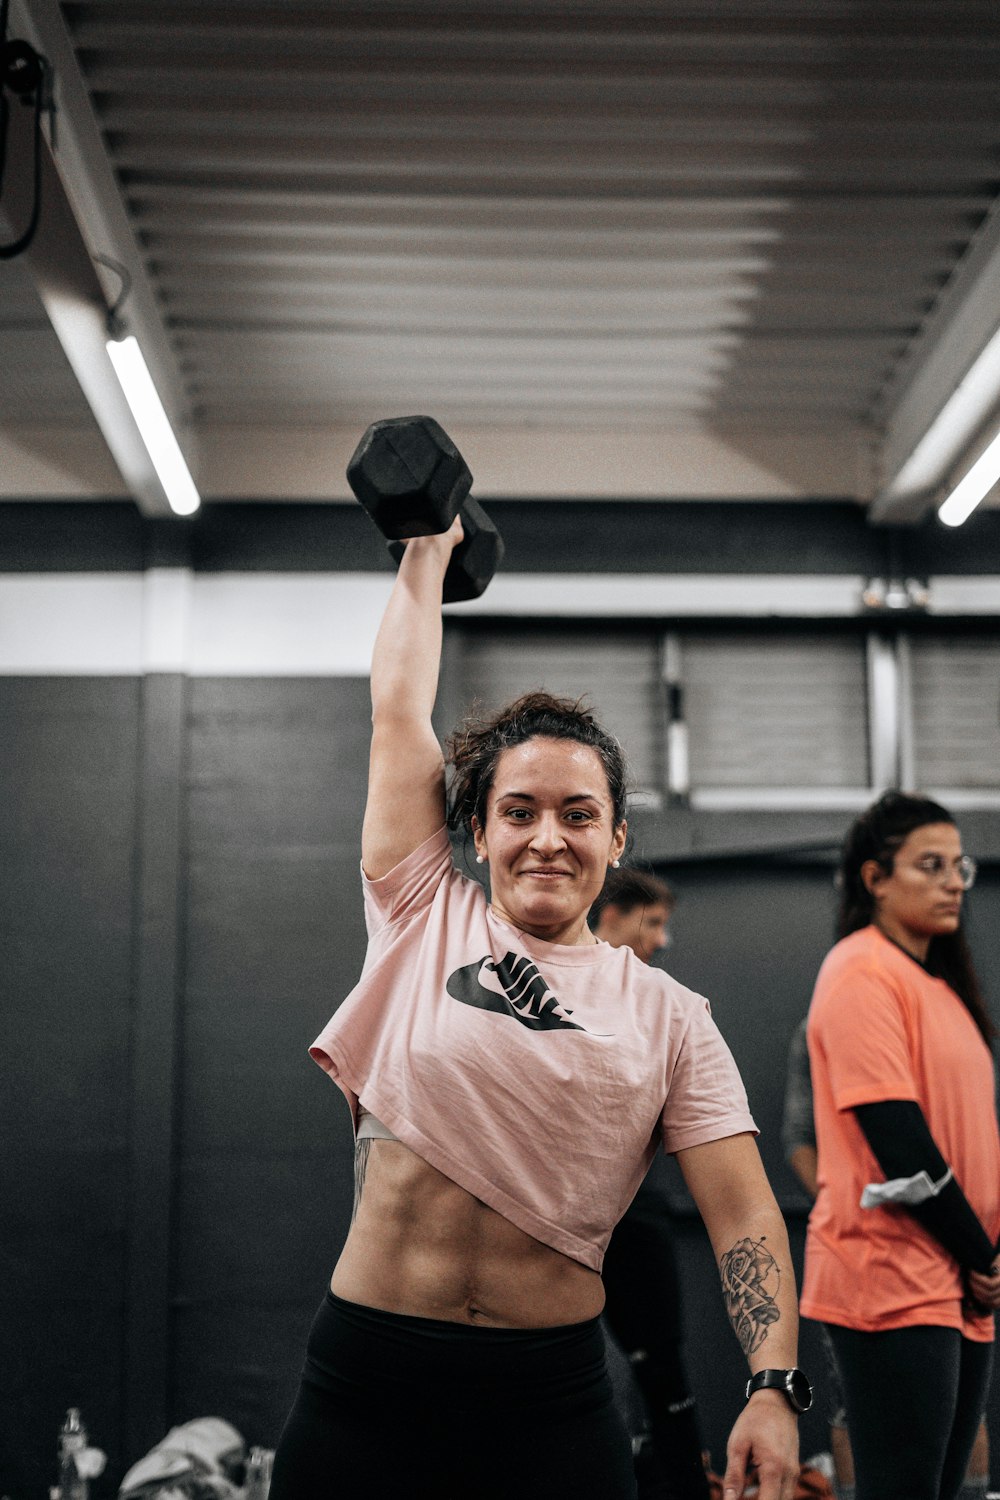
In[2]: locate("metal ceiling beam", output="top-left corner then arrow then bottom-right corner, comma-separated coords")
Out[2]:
6,0 -> 196,515
0,95 -> 175,512
870,193 -> 1000,525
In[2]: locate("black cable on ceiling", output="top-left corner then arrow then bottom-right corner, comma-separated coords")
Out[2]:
0,0 -> 10,201
0,2 -> 52,260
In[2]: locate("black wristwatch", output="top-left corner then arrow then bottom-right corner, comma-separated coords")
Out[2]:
745,1367 -> 813,1414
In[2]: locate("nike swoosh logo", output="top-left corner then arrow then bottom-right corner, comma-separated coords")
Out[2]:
446,952 -> 589,1033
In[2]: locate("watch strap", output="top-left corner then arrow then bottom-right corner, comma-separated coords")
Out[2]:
745,1367 -> 812,1414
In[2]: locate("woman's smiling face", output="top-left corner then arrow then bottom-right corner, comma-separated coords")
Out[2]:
472,736 -> 626,946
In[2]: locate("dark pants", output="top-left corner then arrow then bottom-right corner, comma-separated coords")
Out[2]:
826,1323 -> 993,1500
603,1203 -> 709,1500
270,1289 -> 637,1500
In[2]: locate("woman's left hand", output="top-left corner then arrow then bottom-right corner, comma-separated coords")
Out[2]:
966,1262 -> 1000,1310
723,1390 -> 800,1500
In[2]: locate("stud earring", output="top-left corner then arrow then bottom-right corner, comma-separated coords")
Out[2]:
612,858 -> 621,869
476,854 -> 486,865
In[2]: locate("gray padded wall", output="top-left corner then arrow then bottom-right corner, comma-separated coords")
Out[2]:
172,679 -> 369,1446
5,672 -> 1000,1490
1,679 -> 141,1497
7,675 -> 997,1488
0,676 -> 374,1496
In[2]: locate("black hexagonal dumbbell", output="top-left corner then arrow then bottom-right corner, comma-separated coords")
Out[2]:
346,415 -> 504,603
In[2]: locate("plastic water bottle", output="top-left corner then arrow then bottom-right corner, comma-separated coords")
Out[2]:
57,1408 -> 88,1500
245,1446 -> 273,1499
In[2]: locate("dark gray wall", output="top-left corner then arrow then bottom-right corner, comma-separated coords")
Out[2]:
1,679 -> 141,1497
1,676 -> 374,1496
5,673 -> 1000,1493
3,496 -> 1000,578
171,679 -> 369,1445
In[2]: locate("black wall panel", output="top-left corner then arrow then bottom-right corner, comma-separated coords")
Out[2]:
0,678 -> 141,1497
173,680 -> 371,1450
4,498 -> 1000,578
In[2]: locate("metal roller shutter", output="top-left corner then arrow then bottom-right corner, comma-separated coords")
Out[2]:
682,632 -> 869,789
442,625 -> 662,792
909,634 -> 1000,790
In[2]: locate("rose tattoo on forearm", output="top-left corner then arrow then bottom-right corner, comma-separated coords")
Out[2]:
720,1235 -> 781,1356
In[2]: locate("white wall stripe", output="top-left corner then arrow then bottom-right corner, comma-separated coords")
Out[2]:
192,574 -> 391,676
1,571 -> 999,675
0,574 -> 145,674
142,567 -> 193,673
0,573 -> 394,676
927,577 -> 1000,614
451,573 -> 867,618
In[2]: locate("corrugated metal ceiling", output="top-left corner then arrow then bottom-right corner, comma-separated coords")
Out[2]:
3,0 -> 999,502
69,1 -> 1000,425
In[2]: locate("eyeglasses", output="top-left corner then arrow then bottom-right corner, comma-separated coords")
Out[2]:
907,854 -> 977,890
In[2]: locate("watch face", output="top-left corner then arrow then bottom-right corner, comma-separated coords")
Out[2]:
787,1368 -> 813,1413
746,1367 -> 814,1413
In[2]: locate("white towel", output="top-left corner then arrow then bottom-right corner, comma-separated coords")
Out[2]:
118,1417 -> 244,1497
860,1166 -> 953,1209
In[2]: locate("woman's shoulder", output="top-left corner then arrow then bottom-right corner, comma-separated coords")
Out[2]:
812,926 -> 914,1014
819,925 -> 887,975
363,825 -> 484,932
627,958 -> 717,1028
362,824 -> 451,882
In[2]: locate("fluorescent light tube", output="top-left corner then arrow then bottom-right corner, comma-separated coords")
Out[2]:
106,334 -> 200,516
938,425 -> 1000,527
888,325 -> 1000,500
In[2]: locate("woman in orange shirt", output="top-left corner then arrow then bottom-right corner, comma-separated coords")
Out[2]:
802,792 -> 1000,1500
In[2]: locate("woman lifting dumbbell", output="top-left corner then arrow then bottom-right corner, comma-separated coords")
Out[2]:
269,420 -> 807,1500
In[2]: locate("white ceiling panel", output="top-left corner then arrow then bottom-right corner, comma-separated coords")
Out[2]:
2,0 -> 999,507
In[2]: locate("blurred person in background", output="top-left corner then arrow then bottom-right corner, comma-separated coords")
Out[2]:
593,868 -> 711,1500
784,1014 -> 991,1500
802,792 -> 999,1500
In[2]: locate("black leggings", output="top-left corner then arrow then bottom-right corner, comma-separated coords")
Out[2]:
603,1205 -> 709,1500
270,1290 -> 638,1500
825,1324 -> 993,1500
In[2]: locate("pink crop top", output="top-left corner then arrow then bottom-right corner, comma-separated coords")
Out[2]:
310,827 -> 756,1271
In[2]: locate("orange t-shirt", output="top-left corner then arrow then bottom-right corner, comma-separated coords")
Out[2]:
801,925 -> 999,1341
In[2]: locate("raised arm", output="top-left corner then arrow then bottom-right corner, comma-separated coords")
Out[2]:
362,519 -> 463,880
677,1134 -> 801,1500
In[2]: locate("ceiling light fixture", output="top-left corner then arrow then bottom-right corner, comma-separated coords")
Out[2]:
886,325 -> 1000,504
938,424 -> 1000,528
96,253 -> 199,517
105,333 -> 200,516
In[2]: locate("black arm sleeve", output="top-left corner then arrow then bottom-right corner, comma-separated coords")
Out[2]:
853,1099 -> 995,1274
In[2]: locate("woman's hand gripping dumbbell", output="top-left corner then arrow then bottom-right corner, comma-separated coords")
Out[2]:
347,415 -> 504,602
